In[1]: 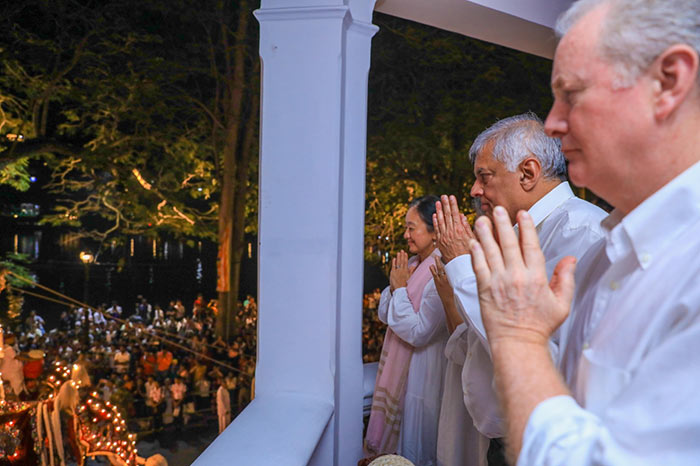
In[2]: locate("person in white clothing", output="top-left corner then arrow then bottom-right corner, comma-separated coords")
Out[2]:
216,379 -> 231,434
433,113 -> 606,465
465,0 -> 700,464
430,258 -> 487,466
365,195 -> 448,466
113,345 -> 131,374
0,334 -> 26,397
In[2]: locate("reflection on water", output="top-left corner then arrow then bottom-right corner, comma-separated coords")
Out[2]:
1,227 -> 257,326
13,232 -> 43,258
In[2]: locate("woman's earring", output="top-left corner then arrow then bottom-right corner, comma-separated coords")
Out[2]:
432,239 -> 437,246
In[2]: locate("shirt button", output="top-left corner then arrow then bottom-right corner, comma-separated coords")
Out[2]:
583,342 -> 590,350
641,253 -> 651,264
609,280 -> 619,290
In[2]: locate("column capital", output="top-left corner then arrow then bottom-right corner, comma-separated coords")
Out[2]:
255,5 -> 348,23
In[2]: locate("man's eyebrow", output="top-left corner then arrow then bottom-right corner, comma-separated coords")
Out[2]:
552,74 -> 583,90
551,75 -> 567,90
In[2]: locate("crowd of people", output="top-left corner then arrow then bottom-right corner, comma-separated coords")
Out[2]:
1,294 -> 259,441
0,288 -> 391,440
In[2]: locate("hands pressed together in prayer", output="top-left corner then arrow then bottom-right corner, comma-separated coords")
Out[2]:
468,206 -> 576,347
433,191 -> 576,345
389,250 -> 415,292
432,195 -> 475,264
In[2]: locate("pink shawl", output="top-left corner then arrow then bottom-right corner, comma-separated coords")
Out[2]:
365,250 -> 438,455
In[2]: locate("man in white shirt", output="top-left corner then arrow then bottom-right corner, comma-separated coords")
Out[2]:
216,379 -> 231,434
113,346 -> 131,374
107,300 -> 123,317
433,113 -> 606,465
466,0 -> 700,464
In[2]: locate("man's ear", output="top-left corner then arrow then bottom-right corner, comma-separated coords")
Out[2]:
519,157 -> 541,192
651,44 -> 699,121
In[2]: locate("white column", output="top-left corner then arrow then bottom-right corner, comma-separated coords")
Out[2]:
326,6 -> 379,465
193,1 -> 377,465
255,1 -> 378,464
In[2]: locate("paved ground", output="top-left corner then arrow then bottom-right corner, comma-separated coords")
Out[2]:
82,423 -> 219,466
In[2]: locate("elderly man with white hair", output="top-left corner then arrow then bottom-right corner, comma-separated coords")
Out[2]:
466,0 -> 700,464
433,113 -> 606,466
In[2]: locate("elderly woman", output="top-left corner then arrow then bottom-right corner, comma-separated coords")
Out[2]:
365,195 -> 448,466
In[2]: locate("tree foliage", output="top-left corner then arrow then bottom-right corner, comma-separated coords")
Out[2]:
0,0 -> 258,248
365,14 -> 555,265
0,0 -> 259,339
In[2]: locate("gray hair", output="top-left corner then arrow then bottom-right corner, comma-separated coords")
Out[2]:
468,112 -> 567,180
556,0 -> 700,88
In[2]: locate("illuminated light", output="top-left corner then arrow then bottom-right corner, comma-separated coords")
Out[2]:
79,251 -> 94,263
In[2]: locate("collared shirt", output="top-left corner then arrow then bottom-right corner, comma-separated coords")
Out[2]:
520,161 -> 700,465
445,182 -> 606,438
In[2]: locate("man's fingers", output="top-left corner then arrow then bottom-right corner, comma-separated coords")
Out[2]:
550,256 -> 577,318
460,213 -> 476,240
468,239 -> 492,292
517,210 -> 545,271
492,206 -> 524,269
449,195 -> 462,225
441,195 -> 455,231
435,200 -> 448,236
474,215 -> 505,273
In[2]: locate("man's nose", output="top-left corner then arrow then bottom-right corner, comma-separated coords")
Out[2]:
470,181 -> 483,198
544,99 -> 568,138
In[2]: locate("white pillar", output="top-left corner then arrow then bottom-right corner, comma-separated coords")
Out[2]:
255,1 -> 377,464
194,2 -> 376,463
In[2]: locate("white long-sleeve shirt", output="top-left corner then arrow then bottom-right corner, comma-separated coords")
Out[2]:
445,182 -> 606,438
520,161 -> 700,465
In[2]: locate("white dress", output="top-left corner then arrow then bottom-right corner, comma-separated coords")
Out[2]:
378,280 -> 448,466
437,330 -> 489,466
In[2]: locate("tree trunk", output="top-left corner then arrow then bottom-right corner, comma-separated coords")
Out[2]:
215,0 -> 252,342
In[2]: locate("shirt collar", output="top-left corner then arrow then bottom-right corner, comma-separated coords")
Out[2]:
527,181 -> 575,227
604,160 -> 700,269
